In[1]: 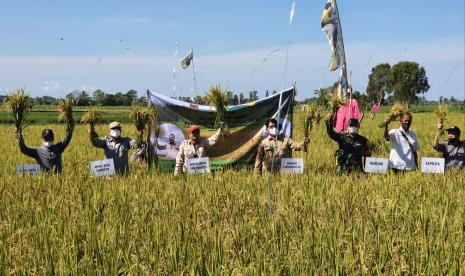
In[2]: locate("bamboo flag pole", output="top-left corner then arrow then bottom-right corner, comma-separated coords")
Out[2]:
333,0 -> 349,100
191,48 -> 198,96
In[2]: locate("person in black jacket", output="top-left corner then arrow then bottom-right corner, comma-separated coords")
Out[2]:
326,114 -> 371,175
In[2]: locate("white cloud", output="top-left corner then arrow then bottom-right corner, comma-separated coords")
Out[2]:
79,84 -> 97,93
41,81 -> 62,93
0,38 -> 463,100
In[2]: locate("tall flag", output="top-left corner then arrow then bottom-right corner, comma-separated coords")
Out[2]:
181,49 -> 193,69
321,0 -> 344,72
321,0 -> 348,99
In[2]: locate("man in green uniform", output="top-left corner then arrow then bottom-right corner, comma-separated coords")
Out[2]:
326,115 -> 371,174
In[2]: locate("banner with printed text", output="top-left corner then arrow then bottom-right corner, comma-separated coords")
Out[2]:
147,88 -> 295,171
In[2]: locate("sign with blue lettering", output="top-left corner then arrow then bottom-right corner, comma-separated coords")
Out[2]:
187,157 -> 210,174
16,164 -> 41,175
280,158 -> 304,174
421,157 -> 444,174
90,159 -> 115,177
364,157 -> 389,174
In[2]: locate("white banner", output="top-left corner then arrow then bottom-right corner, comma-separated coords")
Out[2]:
187,157 -> 210,174
280,158 -> 304,174
364,157 -> 389,174
90,159 -> 115,177
421,157 -> 445,174
16,164 -> 41,175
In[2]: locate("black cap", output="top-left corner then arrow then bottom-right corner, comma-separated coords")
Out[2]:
348,118 -> 359,127
41,129 -> 54,141
445,126 -> 461,135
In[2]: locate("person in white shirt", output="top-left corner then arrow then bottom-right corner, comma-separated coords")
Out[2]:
383,112 -> 419,172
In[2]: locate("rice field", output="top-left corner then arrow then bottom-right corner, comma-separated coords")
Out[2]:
0,111 -> 464,274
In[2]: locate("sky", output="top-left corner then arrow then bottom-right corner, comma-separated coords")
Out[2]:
0,0 -> 463,101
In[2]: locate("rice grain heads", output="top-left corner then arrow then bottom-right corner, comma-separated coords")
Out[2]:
80,106 -> 102,127
2,88 -> 33,131
57,99 -> 74,125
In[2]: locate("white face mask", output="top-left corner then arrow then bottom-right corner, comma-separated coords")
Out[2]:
43,142 -> 53,147
110,129 -> 121,138
268,127 -> 277,136
348,127 -> 359,134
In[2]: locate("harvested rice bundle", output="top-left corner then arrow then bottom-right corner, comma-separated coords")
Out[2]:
378,102 -> 408,128
129,104 -> 152,131
303,102 -> 319,152
435,104 -> 448,124
80,106 -> 102,127
3,88 -> 33,131
435,103 -> 448,134
328,91 -> 345,114
57,99 -> 74,125
205,84 -> 229,136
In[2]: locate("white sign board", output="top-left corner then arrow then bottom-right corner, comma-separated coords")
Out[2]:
90,159 -> 115,177
16,164 -> 41,175
421,157 -> 445,174
280,158 -> 304,174
187,157 -> 210,174
364,157 -> 389,174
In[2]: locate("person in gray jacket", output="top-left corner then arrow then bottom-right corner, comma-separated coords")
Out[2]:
15,122 -> 74,174
89,121 -> 142,175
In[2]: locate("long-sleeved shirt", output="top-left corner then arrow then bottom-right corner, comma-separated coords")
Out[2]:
387,128 -> 419,170
17,125 -> 74,173
254,136 -> 303,174
174,129 -> 221,175
326,119 -> 369,172
90,132 -> 138,175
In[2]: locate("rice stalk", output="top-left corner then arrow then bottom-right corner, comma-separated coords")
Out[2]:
302,102 -> 319,152
328,90 -> 345,114
57,99 -> 74,125
129,104 -> 152,131
80,106 -> 102,127
205,84 -> 229,136
2,88 -> 33,131
435,104 -> 448,134
435,104 -> 448,124
378,102 -> 408,128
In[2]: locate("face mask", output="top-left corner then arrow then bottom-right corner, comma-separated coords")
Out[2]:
110,129 -> 121,138
43,142 -> 53,147
268,127 -> 277,136
348,127 -> 359,134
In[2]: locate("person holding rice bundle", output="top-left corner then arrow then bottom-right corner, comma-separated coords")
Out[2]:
326,113 -> 371,175
254,118 -> 309,174
433,124 -> 464,170
383,112 -> 419,172
14,122 -> 74,174
174,123 -> 224,175
89,122 -> 143,176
